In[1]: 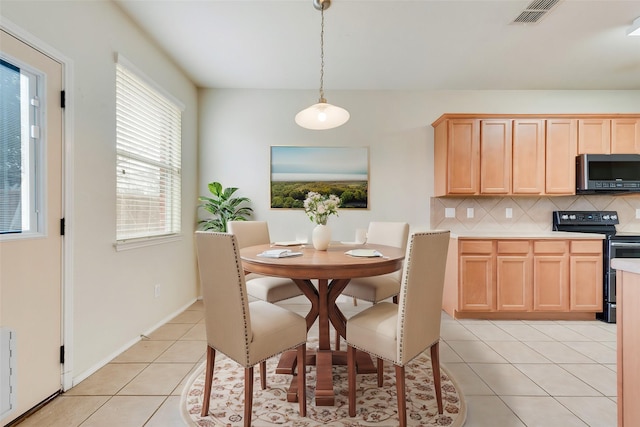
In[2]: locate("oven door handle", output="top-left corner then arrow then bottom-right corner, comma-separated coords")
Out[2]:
610,242 -> 640,248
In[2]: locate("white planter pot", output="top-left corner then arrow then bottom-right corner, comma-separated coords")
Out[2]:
312,224 -> 331,251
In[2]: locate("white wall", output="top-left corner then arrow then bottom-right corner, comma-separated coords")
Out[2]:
199,89 -> 640,242
2,1 -> 199,384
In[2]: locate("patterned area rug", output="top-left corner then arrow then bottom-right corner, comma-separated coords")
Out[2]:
180,344 -> 466,427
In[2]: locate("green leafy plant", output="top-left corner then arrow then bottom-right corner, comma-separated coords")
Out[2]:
198,182 -> 253,232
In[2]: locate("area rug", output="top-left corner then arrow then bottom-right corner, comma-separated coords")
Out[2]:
181,342 -> 466,427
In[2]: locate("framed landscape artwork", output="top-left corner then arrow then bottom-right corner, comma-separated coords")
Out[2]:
270,146 -> 369,209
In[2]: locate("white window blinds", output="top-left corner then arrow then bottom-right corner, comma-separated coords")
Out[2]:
115,59 -> 182,241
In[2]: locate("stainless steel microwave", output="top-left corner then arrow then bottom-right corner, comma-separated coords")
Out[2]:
576,154 -> 640,193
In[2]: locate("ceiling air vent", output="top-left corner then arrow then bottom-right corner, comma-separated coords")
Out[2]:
513,0 -> 561,24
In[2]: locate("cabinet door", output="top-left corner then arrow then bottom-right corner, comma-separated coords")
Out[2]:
460,255 -> 494,311
480,119 -> 512,194
497,255 -> 531,311
447,119 -> 480,194
570,255 -> 603,311
611,119 -> 640,154
533,255 -> 569,311
546,119 -> 577,194
569,240 -> 603,312
533,240 -> 569,311
512,119 -> 545,194
578,119 -> 611,154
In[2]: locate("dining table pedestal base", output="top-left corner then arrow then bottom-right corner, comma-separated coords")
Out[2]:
280,348 -> 377,405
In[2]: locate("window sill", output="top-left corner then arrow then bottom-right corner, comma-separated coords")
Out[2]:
114,234 -> 182,252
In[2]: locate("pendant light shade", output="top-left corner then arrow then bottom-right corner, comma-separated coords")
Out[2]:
296,0 -> 349,130
295,99 -> 350,130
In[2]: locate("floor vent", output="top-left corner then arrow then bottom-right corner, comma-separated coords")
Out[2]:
1,328 -> 16,419
512,0 -> 561,24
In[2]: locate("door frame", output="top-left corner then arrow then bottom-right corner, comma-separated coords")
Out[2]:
1,17 -> 75,391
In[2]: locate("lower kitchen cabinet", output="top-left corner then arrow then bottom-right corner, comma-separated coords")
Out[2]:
446,237 -> 602,319
569,240 -> 603,311
459,240 -> 494,311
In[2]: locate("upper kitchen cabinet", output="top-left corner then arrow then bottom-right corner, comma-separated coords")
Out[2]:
546,119 -> 577,194
612,119 -> 640,153
433,114 -> 640,197
434,118 -> 480,195
578,118 -> 640,154
433,115 -> 551,196
480,119 -> 512,194
513,119 -> 545,194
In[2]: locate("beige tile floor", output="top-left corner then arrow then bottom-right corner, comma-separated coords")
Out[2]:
14,296 -> 617,426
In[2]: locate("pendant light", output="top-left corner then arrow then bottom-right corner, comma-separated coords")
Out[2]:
295,0 -> 349,130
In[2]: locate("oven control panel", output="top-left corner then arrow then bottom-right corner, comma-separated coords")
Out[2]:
553,210 -> 619,225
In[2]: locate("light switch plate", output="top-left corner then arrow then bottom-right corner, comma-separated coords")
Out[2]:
637,209 -> 640,219
445,208 -> 455,218
467,207 -> 474,218
506,208 -> 513,218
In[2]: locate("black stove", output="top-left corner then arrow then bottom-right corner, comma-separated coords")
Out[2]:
553,210 -> 640,323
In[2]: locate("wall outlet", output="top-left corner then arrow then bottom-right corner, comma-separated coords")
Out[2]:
445,207 -> 456,218
467,207 -> 474,218
506,207 -> 513,219
154,284 -> 160,298
637,209 -> 640,219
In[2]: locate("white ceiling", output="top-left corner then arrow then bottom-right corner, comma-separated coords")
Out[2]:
114,0 -> 640,91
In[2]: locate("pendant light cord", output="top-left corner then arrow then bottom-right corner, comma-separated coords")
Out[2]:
319,4 -> 326,103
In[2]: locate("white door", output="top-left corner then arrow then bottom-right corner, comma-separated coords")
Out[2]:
0,29 -> 64,425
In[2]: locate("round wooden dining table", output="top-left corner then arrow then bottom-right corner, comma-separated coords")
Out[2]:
240,242 -> 405,406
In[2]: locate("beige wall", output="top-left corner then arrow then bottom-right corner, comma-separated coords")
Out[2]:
1,1 -> 199,384
199,89 -> 640,241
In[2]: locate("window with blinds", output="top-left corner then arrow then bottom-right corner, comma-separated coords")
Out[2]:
115,59 -> 182,242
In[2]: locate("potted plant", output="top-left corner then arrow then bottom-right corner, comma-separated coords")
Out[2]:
198,182 -> 253,232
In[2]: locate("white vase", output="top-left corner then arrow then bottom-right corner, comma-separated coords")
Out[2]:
312,224 -> 331,251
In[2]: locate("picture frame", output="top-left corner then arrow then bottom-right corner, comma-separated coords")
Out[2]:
270,146 -> 369,209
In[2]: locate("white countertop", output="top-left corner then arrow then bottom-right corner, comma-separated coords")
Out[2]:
451,231 -> 606,240
611,259 -> 640,275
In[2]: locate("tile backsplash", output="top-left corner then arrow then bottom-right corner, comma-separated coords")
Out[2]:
430,194 -> 640,233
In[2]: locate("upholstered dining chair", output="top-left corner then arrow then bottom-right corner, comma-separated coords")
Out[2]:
346,230 -> 450,426
337,221 -> 409,348
195,231 -> 307,426
227,221 -> 304,303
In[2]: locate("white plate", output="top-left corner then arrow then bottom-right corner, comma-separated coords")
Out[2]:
345,249 -> 382,258
273,241 -> 303,246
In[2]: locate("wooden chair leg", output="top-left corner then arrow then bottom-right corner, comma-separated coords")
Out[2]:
260,360 -> 267,390
244,366 -> 254,427
200,346 -> 216,417
395,364 -> 407,427
430,341 -> 443,414
377,358 -> 384,387
297,344 -> 307,417
347,345 -> 357,417
335,328 -> 341,351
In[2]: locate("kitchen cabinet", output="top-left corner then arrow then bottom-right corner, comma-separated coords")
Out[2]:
496,241 -> 531,311
569,240 -> 603,311
578,118 -> 640,154
612,119 -> 640,153
610,260 -> 640,427
545,119 -> 577,194
578,119 -> 610,154
513,119 -> 545,194
459,240 -> 494,311
444,237 -> 602,319
434,118 -> 479,195
533,240 -> 569,311
480,120 -> 512,194
432,114 -> 640,197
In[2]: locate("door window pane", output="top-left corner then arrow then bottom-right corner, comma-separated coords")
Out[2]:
0,58 -> 39,235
